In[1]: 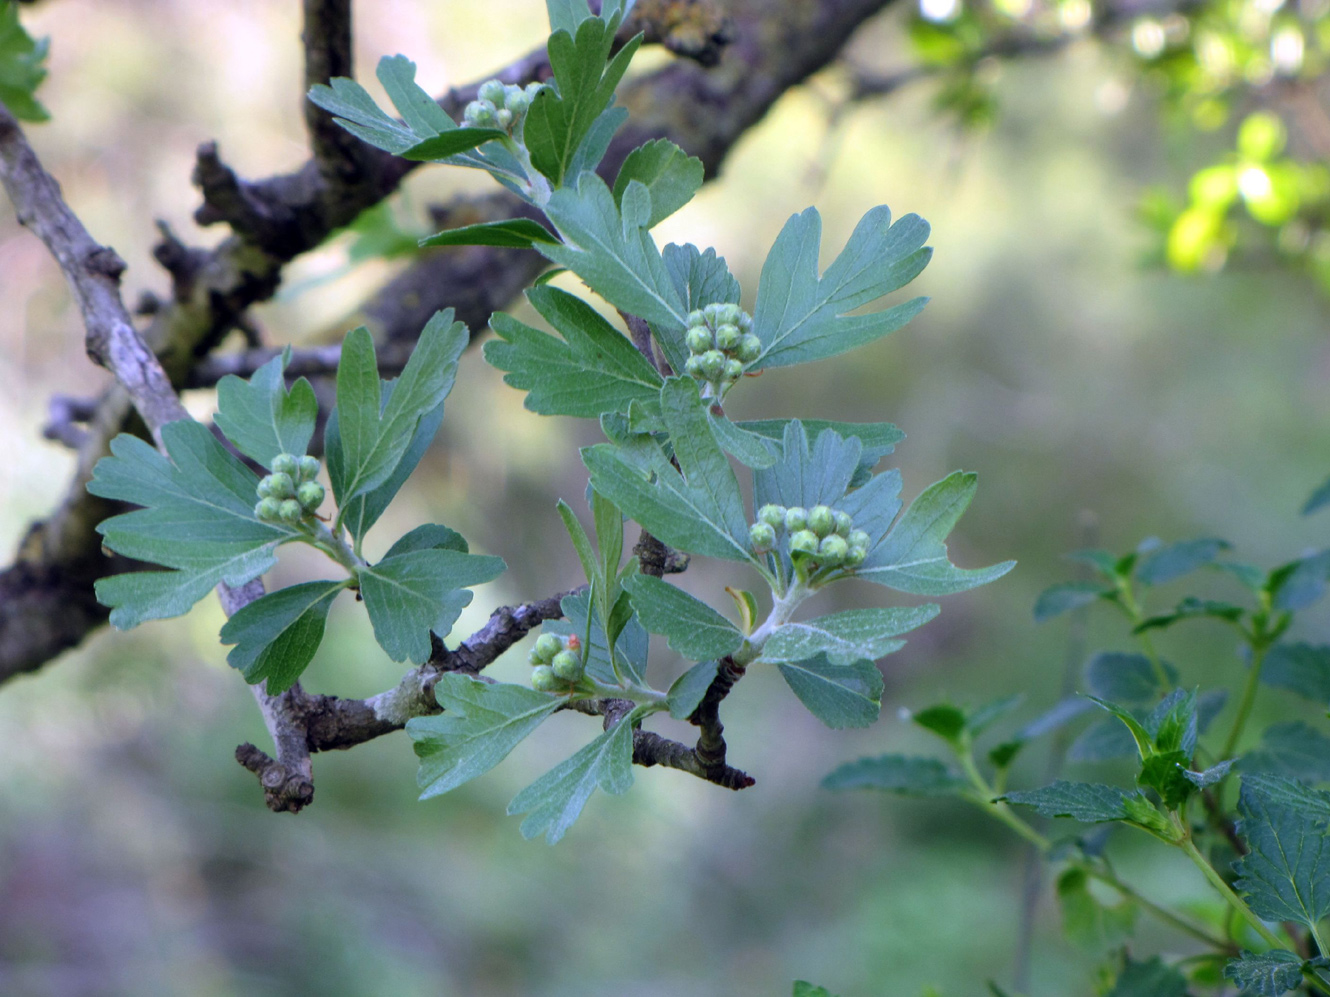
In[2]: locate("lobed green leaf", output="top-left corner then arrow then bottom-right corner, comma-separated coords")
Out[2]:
219,580 -> 346,692
214,352 -> 318,469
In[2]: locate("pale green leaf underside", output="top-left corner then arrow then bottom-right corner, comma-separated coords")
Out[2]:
761,605 -> 939,666
776,656 -> 883,729
408,674 -> 563,799
507,704 -> 646,843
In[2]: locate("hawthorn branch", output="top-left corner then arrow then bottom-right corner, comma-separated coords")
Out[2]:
1,0 -> 906,686
0,105 -> 188,440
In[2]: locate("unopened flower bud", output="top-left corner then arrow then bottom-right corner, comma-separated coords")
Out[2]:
255,497 -> 282,521
736,334 -> 762,363
684,355 -> 706,378
807,505 -> 835,538
699,350 -> 726,381
703,302 -> 724,323
819,534 -> 849,564
847,529 -> 870,551
297,455 -> 320,482
505,89 -> 531,114
478,79 -> 507,105
272,453 -> 299,477
256,477 -> 275,499
277,499 -> 303,524
687,309 -> 705,327
534,633 -> 563,663
750,522 -> 776,552
531,665 -> 558,692
789,529 -> 819,555
297,481 -> 325,511
834,511 -> 853,536
714,323 -> 741,351
464,100 -> 495,125
717,303 -> 742,326
551,650 -> 583,682
845,545 -> 867,568
737,311 -> 754,331
758,504 -> 786,529
785,507 -> 808,532
686,326 -> 713,354
267,472 -> 295,500
495,108 -> 514,129
722,359 -> 744,382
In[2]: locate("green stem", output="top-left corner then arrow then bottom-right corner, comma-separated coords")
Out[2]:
955,744 -> 1228,947
309,520 -> 365,575
1082,862 -> 1230,950
1221,640 -> 1269,760
1180,837 -> 1284,949
1305,965 -> 1330,997
1116,577 -> 1170,690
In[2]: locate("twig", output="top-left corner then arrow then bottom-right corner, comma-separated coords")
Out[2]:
0,105 -> 188,441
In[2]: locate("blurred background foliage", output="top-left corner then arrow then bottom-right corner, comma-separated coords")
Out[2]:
0,0 -> 1327,994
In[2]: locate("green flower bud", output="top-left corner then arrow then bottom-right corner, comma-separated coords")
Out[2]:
722,358 -> 744,382
785,507 -> 808,532
750,521 -> 776,552
478,80 -> 507,105
256,476 -> 275,499
845,545 -> 867,568
717,303 -> 742,326
847,529 -> 870,551
834,511 -> 853,536
714,323 -> 741,351
534,633 -> 563,663
495,107 -> 514,129
528,646 -> 545,666
737,311 -> 754,331
819,534 -> 849,564
686,326 -> 713,354
687,309 -> 705,327
551,650 -> 583,682
808,505 -> 836,537
684,355 -> 706,379
789,529 -> 819,555
758,504 -> 786,529
297,455 -> 320,482
255,497 -> 282,521
531,665 -> 558,692
699,349 -> 726,380
736,334 -> 762,363
463,99 -> 496,125
277,499 -> 303,524
703,302 -> 724,324
297,481 -> 325,511
267,472 -> 295,500
506,92 -> 530,115
272,453 -> 299,477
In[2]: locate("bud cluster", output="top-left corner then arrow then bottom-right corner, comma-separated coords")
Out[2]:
463,79 -> 543,133
528,632 -> 586,693
750,503 -> 870,571
682,302 -> 760,392
255,453 -> 324,525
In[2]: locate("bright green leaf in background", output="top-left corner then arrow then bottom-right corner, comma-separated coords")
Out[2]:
0,3 -> 49,122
